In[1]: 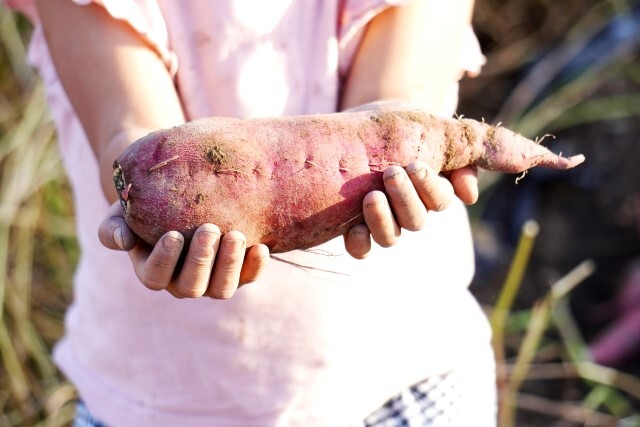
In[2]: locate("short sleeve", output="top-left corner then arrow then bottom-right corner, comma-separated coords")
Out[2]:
3,0 -> 177,75
338,0 -> 409,76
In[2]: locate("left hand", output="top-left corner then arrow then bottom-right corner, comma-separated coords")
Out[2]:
343,162 -> 478,258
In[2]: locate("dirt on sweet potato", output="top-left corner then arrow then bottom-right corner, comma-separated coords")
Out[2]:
113,107 -> 584,253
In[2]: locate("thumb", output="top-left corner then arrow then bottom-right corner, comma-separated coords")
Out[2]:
98,202 -> 138,250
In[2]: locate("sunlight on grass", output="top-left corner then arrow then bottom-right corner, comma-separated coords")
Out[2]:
0,7 -> 77,427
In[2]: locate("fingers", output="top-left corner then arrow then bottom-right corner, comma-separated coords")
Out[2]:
98,202 -> 138,250
363,190 -> 400,248
129,231 -> 184,292
351,162 -> 464,256
172,228 -> 263,299
360,163 -> 451,250
406,162 -> 454,211
239,244 -> 270,286
383,165 -> 428,231
205,231 -> 247,299
447,166 -> 479,205
343,224 -> 372,259
128,227 -> 264,299
174,225 -> 221,298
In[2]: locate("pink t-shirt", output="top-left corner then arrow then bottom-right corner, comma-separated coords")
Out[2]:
7,1 -> 491,426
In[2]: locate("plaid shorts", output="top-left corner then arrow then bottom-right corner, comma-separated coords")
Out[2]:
74,370 -> 492,427
73,400 -> 107,427
356,371 -> 465,427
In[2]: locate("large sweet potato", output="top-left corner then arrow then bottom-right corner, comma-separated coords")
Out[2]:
113,108 -> 584,252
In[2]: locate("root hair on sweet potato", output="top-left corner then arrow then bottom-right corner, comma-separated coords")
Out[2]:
147,155 -> 179,174
269,254 -> 351,276
113,107 -> 585,252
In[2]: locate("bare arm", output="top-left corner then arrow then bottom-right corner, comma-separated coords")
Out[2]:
36,0 -> 185,203
340,0 -> 479,258
341,0 -> 474,112
36,0 -> 268,298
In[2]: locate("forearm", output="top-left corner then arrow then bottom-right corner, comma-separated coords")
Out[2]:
36,0 -> 185,203
340,0 -> 474,112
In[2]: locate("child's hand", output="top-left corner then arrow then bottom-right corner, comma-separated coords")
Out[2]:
343,162 -> 478,259
98,203 -> 269,299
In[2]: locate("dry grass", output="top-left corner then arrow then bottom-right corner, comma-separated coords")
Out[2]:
467,0 -> 640,425
0,8 -> 77,427
0,1 -> 639,427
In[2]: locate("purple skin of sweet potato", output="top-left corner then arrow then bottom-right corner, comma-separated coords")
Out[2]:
113,108 -> 585,253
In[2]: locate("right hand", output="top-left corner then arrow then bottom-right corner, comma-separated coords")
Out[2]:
98,202 -> 270,299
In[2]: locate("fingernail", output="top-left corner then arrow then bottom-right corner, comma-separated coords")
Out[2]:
197,230 -> 219,245
407,164 -> 426,180
162,235 -> 183,251
255,252 -> 269,262
351,228 -> 368,240
365,192 -> 384,209
384,170 -> 405,186
113,227 -> 125,250
224,239 -> 245,251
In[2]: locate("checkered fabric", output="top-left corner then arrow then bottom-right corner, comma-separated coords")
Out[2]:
356,372 -> 463,427
74,371 -> 477,427
73,400 -> 107,427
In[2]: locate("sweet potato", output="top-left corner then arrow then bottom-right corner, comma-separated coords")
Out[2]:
113,107 -> 584,253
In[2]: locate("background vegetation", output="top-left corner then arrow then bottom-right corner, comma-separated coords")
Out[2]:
0,0 -> 639,426
462,0 -> 640,426
0,5 -> 78,427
